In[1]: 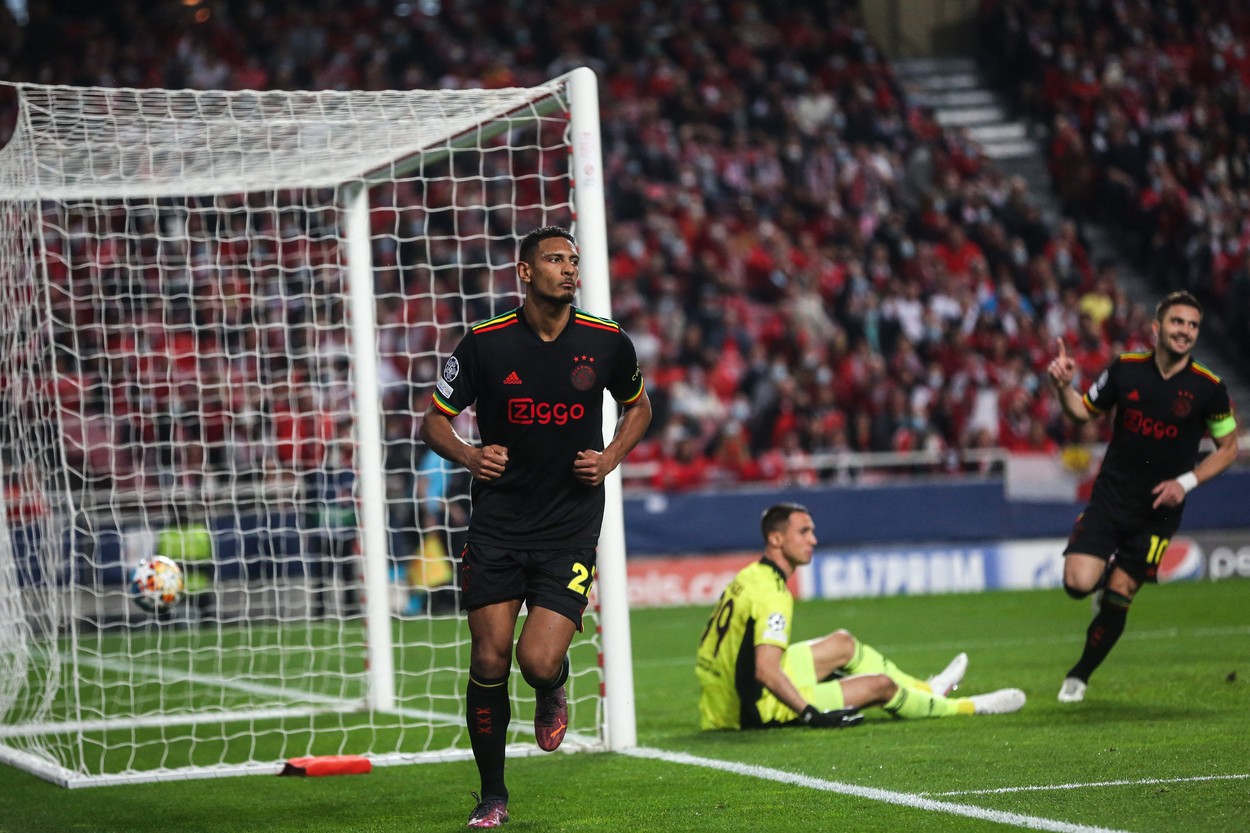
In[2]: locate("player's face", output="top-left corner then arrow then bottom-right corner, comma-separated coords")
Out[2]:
779,512 -> 817,568
1153,303 -> 1201,359
519,237 -> 579,304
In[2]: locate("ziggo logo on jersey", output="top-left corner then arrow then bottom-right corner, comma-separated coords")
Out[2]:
508,398 -> 586,425
1123,408 -> 1179,439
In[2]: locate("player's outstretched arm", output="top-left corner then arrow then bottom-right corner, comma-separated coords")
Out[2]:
419,403 -> 507,481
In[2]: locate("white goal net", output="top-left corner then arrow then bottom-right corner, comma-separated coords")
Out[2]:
0,69 -> 635,787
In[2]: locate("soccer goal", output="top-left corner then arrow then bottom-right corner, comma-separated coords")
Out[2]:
0,68 -> 636,787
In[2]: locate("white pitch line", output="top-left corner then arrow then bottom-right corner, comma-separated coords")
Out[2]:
927,773 -> 1250,796
625,746 -> 1132,833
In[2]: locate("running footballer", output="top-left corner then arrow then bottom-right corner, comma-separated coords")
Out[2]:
1047,290 -> 1239,703
420,226 -> 651,828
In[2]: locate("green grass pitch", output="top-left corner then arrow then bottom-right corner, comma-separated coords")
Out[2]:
2,579 -> 1247,832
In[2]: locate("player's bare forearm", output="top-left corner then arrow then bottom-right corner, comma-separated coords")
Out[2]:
755,644 -> 808,716
1196,429 -> 1240,484
574,389 -> 653,485
606,390 -> 653,466
420,404 -> 507,481
1048,339 -> 1093,423
1053,383 -> 1093,424
419,407 -> 465,465
574,391 -> 652,485
1151,428 -> 1240,509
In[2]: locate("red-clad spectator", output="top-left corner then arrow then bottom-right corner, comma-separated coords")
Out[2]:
651,432 -> 711,493
934,224 -> 986,283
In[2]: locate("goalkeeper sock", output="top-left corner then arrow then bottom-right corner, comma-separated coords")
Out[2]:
842,639 -> 926,690
1067,590 -> 1131,682
467,672 -> 511,800
882,685 -> 964,718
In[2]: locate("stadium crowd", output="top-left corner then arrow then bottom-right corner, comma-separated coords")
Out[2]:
978,0 -> 1250,363
1,0 -> 1171,503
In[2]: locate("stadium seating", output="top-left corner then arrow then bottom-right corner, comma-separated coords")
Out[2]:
0,0 -> 1148,496
977,0 -> 1250,362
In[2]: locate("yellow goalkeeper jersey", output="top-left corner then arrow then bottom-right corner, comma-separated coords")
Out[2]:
696,559 -> 793,729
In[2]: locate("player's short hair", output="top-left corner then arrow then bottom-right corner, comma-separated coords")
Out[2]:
760,502 -> 809,542
518,226 -> 576,265
1155,290 -> 1202,322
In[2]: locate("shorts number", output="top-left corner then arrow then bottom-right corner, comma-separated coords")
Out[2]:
567,562 -> 592,597
1145,535 -> 1170,565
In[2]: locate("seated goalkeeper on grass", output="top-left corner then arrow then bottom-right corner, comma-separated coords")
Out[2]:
695,502 -> 1027,729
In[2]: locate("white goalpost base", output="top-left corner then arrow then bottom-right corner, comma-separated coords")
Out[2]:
0,68 -> 635,787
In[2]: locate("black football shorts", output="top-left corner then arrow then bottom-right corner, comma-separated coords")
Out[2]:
458,542 -> 597,629
1063,503 -> 1180,583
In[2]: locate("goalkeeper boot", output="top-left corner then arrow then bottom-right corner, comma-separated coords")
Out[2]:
467,793 -> 509,829
534,657 -> 569,752
969,688 -> 1027,715
1057,676 -> 1087,703
927,652 -> 968,696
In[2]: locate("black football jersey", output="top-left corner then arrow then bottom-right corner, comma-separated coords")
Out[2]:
1082,351 -> 1236,518
431,306 -> 645,547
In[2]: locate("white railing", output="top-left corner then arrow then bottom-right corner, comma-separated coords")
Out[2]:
620,432 -> 1250,494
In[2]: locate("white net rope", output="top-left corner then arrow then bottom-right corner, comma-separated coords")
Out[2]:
0,79 -> 604,785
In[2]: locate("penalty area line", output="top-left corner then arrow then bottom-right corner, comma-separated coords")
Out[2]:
625,746 -> 1131,833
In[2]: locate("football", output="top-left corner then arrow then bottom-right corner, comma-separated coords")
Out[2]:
128,556 -> 185,612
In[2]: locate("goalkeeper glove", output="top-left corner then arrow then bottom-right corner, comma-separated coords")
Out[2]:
800,705 -> 863,729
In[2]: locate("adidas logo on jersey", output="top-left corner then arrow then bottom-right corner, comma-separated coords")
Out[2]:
503,371 -> 523,385
1128,390 -> 1140,401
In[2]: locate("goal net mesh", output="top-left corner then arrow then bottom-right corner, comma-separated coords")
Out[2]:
0,79 -> 607,786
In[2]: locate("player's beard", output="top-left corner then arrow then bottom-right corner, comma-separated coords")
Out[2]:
1161,329 -> 1193,361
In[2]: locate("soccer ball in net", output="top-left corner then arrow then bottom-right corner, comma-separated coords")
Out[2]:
129,556 -> 186,613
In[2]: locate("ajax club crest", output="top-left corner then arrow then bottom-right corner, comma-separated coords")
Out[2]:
570,355 -> 596,391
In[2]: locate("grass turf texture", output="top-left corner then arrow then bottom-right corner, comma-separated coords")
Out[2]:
2,580 -> 1247,833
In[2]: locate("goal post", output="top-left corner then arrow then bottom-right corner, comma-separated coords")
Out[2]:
0,67 -> 636,787
342,179 -> 396,714
563,69 -> 638,752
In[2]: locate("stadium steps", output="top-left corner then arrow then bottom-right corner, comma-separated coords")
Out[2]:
895,57 -> 1250,416
895,57 -> 1041,166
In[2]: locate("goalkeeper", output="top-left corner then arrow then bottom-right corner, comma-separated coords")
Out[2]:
697,502 -> 1026,730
